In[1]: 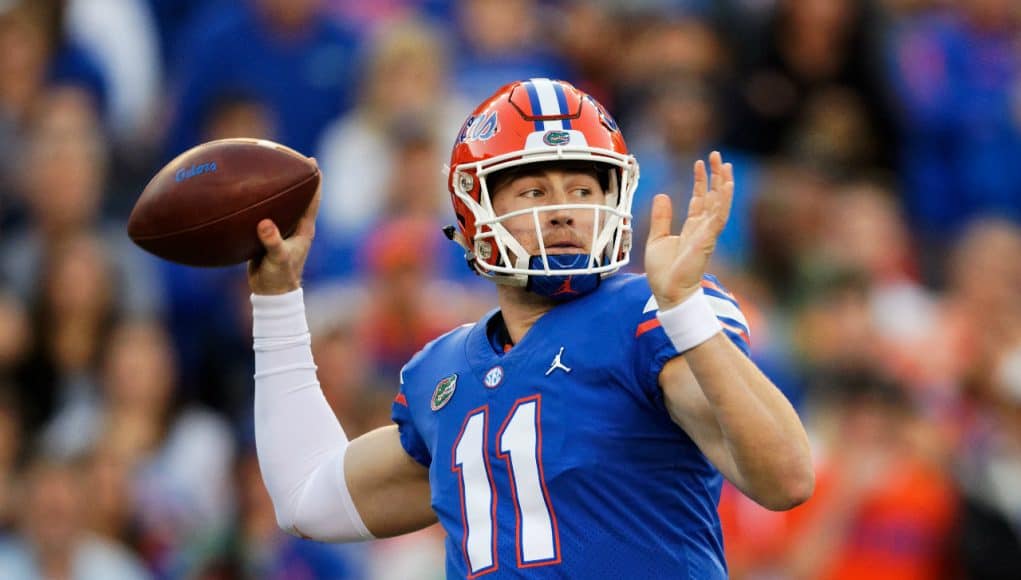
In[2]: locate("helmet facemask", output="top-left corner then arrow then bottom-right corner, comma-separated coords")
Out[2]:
451,145 -> 640,295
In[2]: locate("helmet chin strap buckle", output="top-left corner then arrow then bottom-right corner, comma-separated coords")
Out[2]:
525,254 -> 601,301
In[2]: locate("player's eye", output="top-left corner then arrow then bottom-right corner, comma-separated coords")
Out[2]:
519,188 -> 544,199
572,187 -> 593,198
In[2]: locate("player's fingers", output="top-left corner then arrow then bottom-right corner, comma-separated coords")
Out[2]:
296,188 -> 320,239
647,193 -> 673,242
688,177 -> 706,217
692,160 -> 708,202
707,163 -> 735,231
257,219 -> 285,256
719,165 -> 735,221
709,151 -> 724,195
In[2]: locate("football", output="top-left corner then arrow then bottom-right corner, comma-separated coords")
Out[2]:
128,138 -> 320,267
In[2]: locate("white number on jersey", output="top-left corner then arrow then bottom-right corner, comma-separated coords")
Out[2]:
453,395 -> 560,574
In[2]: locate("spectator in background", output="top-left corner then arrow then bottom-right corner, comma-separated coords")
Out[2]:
0,457 -> 150,579
315,17 -> 467,253
940,219 -> 1021,408
78,442 -> 137,552
0,2 -> 106,226
631,73 -> 760,270
319,123 -> 493,287
954,330 -> 1021,577
324,0 -> 454,32
0,86 -> 163,319
615,14 -> 729,125
41,319 -> 236,577
7,0 -> 108,118
304,285 -> 391,435
817,183 -> 920,294
888,0 -> 1021,257
550,1 -> 620,104
449,0 -> 572,105
787,86 -> 886,179
814,183 -> 961,401
164,0 -> 359,157
14,233 -> 118,438
941,221 -> 1021,571
0,388 -> 22,533
791,267 -> 879,378
187,449 -> 367,579
746,163 -> 832,306
354,216 -> 486,379
202,91 -> 277,143
144,0 -> 229,72
721,370 -> 958,580
0,6 -> 49,220
65,0 -> 161,147
727,0 -> 894,171
0,293 -> 30,380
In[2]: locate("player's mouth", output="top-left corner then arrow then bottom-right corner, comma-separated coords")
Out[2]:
545,241 -> 586,254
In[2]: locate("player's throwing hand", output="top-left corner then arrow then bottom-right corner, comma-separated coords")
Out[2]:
247,182 -> 321,296
644,151 -> 734,311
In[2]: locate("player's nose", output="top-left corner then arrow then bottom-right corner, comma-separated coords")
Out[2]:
548,208 -> 574,226
547,188 -> 574,226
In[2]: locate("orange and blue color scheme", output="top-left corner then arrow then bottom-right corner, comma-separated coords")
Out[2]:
392,273 -> 750,578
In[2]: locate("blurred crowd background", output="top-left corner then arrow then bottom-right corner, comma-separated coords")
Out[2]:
0,0 -> 1019,578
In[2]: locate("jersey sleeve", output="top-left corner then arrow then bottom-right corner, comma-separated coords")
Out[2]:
391,373 -> 432,468
700,273 -> 751,356
632,273 -> 752,396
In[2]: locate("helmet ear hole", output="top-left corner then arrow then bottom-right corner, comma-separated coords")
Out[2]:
457,172 -> 475,193
475,239 -> 494,262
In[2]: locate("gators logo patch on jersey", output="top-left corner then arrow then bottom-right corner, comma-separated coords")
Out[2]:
431,374 -> 458,410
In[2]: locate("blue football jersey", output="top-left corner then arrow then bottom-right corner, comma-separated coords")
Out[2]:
391,273 -> 751,579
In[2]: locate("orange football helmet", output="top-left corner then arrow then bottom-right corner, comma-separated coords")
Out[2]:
446,78 -> 639,292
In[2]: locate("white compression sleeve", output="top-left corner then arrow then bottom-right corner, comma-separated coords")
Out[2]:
252,289 -> 373,541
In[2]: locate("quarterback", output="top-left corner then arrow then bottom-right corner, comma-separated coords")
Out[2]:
248,79 -> 813,578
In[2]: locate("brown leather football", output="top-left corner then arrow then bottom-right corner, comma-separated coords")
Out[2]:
128,138 -> 319,267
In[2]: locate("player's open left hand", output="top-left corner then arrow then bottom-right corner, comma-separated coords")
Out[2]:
247,181 -> 321,296
644,151 -> 734,311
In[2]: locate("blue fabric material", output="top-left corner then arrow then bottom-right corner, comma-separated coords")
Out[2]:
391,273 -> 753,578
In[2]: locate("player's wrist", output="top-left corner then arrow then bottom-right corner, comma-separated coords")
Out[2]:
651,284 -> 700,312
249,264 -> 303,296
251,288 -> 308,338
250,281 -> 302,296
656,288 -> 722,353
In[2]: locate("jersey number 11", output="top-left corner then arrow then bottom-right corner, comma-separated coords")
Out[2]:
453,394 -> 561,576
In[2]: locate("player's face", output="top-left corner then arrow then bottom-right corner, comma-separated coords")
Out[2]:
489,168 -> 608,256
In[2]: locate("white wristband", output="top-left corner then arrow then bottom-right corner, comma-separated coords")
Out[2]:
656,289 -> 723,353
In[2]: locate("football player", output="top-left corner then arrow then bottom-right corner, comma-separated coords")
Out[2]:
248,79 -> 813,578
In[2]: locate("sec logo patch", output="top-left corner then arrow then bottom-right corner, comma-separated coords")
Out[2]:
484,366 -> 503,388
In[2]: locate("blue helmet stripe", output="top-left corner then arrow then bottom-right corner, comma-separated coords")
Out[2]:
553,82 -> 572,130
524,81 -> 544,131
